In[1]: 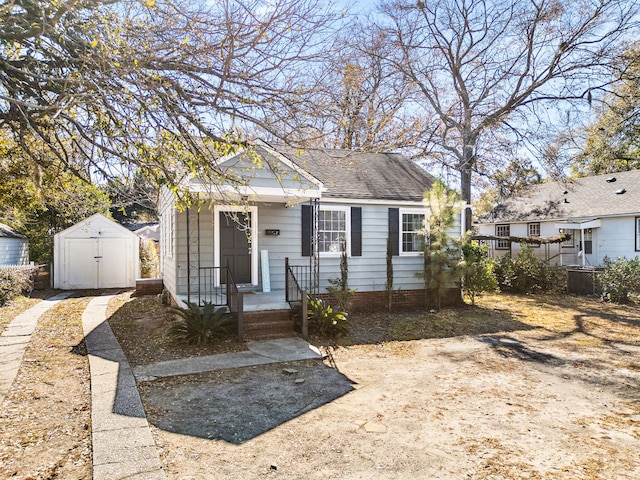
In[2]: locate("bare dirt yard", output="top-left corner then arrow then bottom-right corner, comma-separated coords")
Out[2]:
1,291 -> 640,479
110,293 -> 640,480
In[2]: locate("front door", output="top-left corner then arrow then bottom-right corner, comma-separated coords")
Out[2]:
219,211 -> 252,284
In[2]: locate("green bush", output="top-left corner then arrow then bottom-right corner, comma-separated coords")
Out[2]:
326,240 -> 357,313
139,238 -> 159,278
494,245 -> 564,294
0,268 -> 35,307
600,256 -> 640,303
307,296 -> 349,337
167,301 -> 230,344
460,239 -> 498,305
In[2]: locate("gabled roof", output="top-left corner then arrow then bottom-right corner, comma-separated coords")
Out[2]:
54,213 -> 139,238
476,169 -> 640,224
0,222 -> 26,240
189,144 -> 323,203
276,145 -> 434,201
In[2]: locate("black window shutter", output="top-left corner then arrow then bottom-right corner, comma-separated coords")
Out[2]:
388,208 -> 399,256
351,207 -> 362,256
302,204 -> 312,257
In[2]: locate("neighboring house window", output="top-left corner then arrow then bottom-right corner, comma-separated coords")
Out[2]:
401,210 -> 425,254
318,207 -> 349,254
528,222 -> 540,248
560,228 -> 574,248
636,218 -> 640,251
495,224 -> 510,250
579,228 -> 593,255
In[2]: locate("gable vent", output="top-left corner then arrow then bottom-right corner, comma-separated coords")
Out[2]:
616,189 -> 626,194
606,177 -> 617,183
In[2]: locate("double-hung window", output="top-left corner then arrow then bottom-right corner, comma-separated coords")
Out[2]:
496,224 -> 510,250
318,207 -> 349,254
528,222 -> 540,247
161,209 -> 174,258
580,228 -> 593,255
401,210 -> 426,254
560,228 -> 574,249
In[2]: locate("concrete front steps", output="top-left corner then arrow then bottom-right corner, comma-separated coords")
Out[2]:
243,309 -> 296,341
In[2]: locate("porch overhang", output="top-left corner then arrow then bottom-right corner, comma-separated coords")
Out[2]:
554,218 -> 601,230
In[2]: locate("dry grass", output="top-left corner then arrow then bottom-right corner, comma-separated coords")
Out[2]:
0,295 -> 42,332
108,292 -> 246,367
2,290 -> 639,479
0,295 -> 92,480
335,293 -> 640,346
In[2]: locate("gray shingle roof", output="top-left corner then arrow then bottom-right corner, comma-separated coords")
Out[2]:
275,145 -> 434,201
476,169 -> 640,224
0,222 -> 26,239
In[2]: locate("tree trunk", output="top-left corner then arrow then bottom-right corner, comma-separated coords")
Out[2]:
460,147 -> 474,233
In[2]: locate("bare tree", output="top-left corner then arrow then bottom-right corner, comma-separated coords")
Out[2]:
377,0 -> 640,230
572,44 -> 640,176
0,0 -> 339,186
261,19 -> 425,152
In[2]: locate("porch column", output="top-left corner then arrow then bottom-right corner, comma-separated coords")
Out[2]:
580,228 -> 585,267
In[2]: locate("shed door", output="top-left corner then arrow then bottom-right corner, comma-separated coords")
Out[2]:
65,239 -> 99,289
64,238 -> 130,289
219,212 -> 252,284
98,238 -> 129,288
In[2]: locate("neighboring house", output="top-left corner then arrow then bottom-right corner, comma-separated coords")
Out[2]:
159,142 -> 462,319
134,223 -> 160,246
0,222 -> 29,266
475,169 -> 640,267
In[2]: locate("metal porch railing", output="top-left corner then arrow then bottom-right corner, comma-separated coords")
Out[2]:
195,266 -> 245,342
285,257 -> 309,339
224,268 -> 245,343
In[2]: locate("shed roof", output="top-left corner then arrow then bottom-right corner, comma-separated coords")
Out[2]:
476,169 -> 640,224
0,222 -> 26,239
54,213 -> 139,239
276,145 -> 434,201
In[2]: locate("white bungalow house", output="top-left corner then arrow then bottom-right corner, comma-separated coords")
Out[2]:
0,222 -> 29,266
159,143 -> 462,339
475,169 -> 640,267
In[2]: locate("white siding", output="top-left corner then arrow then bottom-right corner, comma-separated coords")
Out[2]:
258,203 -> 302,290
476,215 -> 640,266
258,201 -> 457,292
0,238 -> 29,265
166,200 -> 463,295
158,187 -> 178,299
594,216 -> 638,264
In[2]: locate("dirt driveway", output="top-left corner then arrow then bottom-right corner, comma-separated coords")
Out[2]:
111,294 -> 640,480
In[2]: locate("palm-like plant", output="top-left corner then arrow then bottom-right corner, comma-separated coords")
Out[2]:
307,296 -> 349,337
167,301 -> 229,345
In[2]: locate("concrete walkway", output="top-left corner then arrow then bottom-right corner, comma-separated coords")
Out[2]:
133,337 -> 323,381
82,295 -> 166,480
0,292 -> 73,402
3,293 -> 324,479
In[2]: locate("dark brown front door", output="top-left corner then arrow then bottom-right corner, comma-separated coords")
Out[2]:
219,212 -> 252,284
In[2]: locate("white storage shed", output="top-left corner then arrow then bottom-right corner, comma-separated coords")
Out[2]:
53,213 -> 139,289
0,222 -> 29,266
